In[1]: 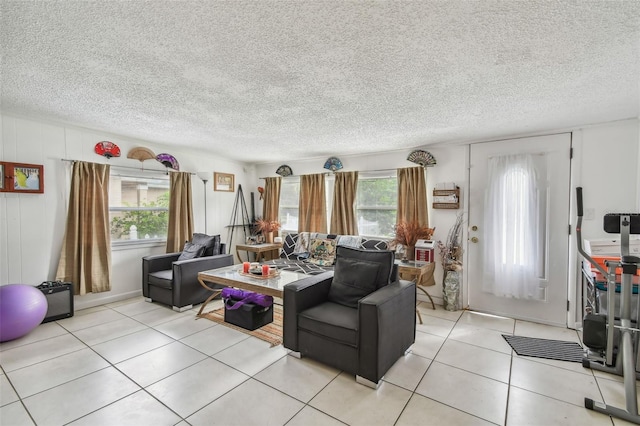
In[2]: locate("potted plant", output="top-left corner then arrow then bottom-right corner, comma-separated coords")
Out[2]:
255,218 -> 281,243
392,221 -> 435,261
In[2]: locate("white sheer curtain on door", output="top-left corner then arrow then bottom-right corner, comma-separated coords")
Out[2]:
482,154 -> 542,300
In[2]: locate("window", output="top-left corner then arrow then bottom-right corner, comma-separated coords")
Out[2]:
109,173 -> 170,243
500,166 -> 530,266
355,172 -> 397,238
483,154 -> 545,299
278,177 -> 300,231
277,172 -> 398,238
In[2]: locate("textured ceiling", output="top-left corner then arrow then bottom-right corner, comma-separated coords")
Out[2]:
1,1 -> 639,164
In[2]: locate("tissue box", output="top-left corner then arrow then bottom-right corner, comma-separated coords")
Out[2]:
415,240 -> 435,263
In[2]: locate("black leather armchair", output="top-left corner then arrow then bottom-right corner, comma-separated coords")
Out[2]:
142,243 -> 233,311
283,246 -> 416,388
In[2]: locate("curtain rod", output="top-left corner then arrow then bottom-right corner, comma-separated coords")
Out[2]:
60,159 -> 196,175
259,166 -> 424,179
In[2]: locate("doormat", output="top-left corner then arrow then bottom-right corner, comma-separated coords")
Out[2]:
201,304 -> 283,347
502,335 -> 584,363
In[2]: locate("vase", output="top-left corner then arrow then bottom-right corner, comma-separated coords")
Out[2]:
443,270 -> 460,311
405,245 -> 415,261
265,231 -> 274,244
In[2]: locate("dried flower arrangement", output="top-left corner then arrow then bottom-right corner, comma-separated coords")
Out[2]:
392,221 -> 435,248
437,213 -> 464,311
436,213 -> 464,272
254,218 -> 281,233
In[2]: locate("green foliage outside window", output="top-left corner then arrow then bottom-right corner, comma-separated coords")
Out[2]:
276,175 -> 398,238
110,192 -> 170,239
356,177 -> 397,237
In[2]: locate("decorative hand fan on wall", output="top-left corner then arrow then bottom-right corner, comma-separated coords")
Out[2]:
275,165 -> 293,177
156,153 -> 180,171
323,157 -> 343,172
127,147 -> 156,162
94,141 -> 121,159
407,150 -> 436,167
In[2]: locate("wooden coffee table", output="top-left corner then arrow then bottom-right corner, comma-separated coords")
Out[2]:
196,265 -> 309,317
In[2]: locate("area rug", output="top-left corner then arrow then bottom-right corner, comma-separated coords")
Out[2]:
202,305 -> 283,347
502,335 -> 584,363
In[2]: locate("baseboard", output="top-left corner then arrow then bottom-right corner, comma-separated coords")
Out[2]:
74,290 -> 143,311
417,293 -> 443,306
74,290 -> 440,313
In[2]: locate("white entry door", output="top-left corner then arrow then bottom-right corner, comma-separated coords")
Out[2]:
467,134 -> 572,326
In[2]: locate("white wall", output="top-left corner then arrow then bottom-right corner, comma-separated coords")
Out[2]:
567,119 -> 639,326
254,119 -> 640,309
2,112 -> 638,312
254,146 -> 468,306
0,113 -> 253,309
574,120 -> 640,239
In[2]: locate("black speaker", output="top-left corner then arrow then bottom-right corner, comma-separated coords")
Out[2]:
37,282 -> 74,323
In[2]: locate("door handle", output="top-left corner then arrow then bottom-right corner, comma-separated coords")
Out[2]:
471,237 -> 479,243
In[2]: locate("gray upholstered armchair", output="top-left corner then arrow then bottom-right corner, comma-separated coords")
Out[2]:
142,234 -> 233,311
283,246 -> 416,388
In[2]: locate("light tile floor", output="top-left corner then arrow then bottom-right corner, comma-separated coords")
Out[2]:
0,297 -> 635,425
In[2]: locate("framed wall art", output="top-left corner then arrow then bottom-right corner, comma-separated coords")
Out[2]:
214,172 -> 234,192
0,162 -> 44,194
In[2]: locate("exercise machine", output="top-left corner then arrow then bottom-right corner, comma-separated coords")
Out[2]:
576,187 -> 640,424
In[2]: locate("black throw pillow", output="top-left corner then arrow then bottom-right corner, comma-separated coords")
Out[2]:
327,256 -> 381,308
178,242 -> 206,260
333,245 -> 395,289
191,233 -> 221,256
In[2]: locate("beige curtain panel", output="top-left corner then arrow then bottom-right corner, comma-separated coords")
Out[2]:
56,161 -> 112,295
330,171 -> 359,235
397,166 -> 429,226
166,171 -> 194,253
299,173 -> 327,233
263,177 -> 281,223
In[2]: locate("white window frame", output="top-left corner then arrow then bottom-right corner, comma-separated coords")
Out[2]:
109,171 -> 170,248
277,171 -> 398,239
278,176 -> 300,233
355,171 -> 398,239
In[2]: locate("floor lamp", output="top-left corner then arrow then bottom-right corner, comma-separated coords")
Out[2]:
196,172 -> 209,234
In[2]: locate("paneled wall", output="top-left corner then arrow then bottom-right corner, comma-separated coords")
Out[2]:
254,146 -> 467,306
573,120 -> 640,239
255,119 -> 640,308
0,114 -> 254,309
1,113 -> 638,311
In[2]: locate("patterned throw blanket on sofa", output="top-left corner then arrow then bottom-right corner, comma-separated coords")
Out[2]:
265,232 -> 390,275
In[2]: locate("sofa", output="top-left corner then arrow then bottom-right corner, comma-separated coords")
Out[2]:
142,233 -> 234,311
265,232 -> 391,275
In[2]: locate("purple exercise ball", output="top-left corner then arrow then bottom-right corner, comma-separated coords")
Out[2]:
0,284 -> 48,342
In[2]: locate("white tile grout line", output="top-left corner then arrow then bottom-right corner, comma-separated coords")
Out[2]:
2,301 -> 604,426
